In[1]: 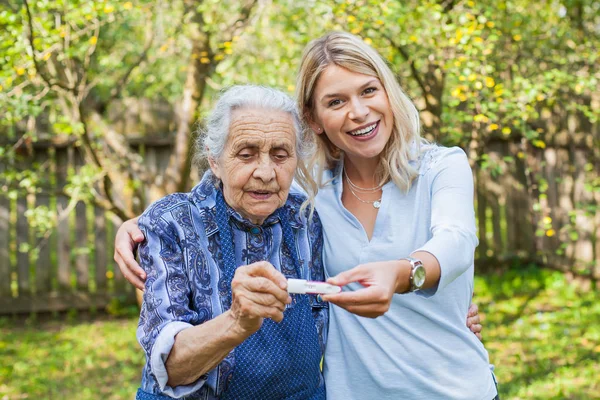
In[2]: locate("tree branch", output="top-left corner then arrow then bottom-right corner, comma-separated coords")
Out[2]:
382,34 -> 431,110
109,16 -> 155,101
23,0 -> 76,93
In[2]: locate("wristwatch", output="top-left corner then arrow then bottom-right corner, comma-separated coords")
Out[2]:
401,257 -> 426,292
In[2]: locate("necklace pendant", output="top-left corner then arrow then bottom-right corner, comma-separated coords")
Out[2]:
373,200 -> 381,209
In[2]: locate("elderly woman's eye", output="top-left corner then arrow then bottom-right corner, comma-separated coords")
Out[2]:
272,151 -> 289,161
238,152 -> 253,160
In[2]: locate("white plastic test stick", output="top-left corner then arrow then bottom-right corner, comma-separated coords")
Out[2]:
287,279 -> 342,295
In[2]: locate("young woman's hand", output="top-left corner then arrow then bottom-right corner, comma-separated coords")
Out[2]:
113,217 -> 146,290
321,260 -> 407,318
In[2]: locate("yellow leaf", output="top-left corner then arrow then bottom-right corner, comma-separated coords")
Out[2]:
532,140 -> 546,149
459,95 -> 467,102
451,88 -> 462,98
376,20 -> 384,25
232,36 -> 240,42
224,41 -> 232,48
487,123 -> 499,131
517,151 -> 525,159
200,51 -> 208,57
104,4 -> 115,13
502,127 -> 511,135
513,34 -> 522,41
106,271 -> 114,279
474,81 -> 483,90
546,229 -> 555,237
287,85 -> 295,92
351,27 -> 362,34
123,2 -> 133,10
0,85 -> 3,91
468,73 -> 477,81
409,35 -> 418,42
459,76 -> 466,81
224,48 -> 233,55
543,216 -> 552,224
486,21 -> 495,28
496,97 -> 503,103
43,52 -> 52,61
454,60 -> 461,67
536,94 -> 545,101
363,38 -> 372,45
214,54 -> 224,61
483,48 -> 492,55
474,37 -> 483,43
160,44 -> 168,52
347,15 -> 356,23
89,36 -> 98,45
485,77 -> 495,87
16,67 -> 25,75
473,114 -> 488,123
59,30 -> 67,38
200,57 -> 210,64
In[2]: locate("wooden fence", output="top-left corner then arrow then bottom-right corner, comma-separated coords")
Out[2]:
1,134 -> 598,314
0,140 -> 173,314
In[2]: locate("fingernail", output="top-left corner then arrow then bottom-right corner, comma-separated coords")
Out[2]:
287,296 -> 292,304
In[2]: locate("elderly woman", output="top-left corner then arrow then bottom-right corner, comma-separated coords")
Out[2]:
135,85 -> 327,399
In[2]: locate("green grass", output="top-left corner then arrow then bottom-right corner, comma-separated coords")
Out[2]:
476,266 -> 600,399
0,266 -> 598,399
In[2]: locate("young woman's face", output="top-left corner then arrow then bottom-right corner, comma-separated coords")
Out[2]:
309,65 -> 394,164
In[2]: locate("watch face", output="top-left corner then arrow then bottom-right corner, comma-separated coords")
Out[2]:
413,266 -> 426,287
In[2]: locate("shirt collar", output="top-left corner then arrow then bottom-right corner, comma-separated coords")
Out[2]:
191,170 -> 303,236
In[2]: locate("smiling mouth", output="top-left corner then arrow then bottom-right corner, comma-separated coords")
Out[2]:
347,121 -> 379,137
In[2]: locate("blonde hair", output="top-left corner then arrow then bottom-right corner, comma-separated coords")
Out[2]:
296,31 -> 422,191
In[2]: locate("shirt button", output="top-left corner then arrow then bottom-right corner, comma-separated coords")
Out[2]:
250,226 -> 262,235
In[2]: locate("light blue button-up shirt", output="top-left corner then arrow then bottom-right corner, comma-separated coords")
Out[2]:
316,145 -> 497,400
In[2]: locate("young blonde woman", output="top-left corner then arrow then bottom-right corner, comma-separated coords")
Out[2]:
115,32 -> 496,399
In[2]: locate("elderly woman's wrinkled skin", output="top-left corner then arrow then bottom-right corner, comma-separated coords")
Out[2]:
209,108 -> 298,225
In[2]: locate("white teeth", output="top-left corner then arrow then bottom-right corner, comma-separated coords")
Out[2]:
349,122 -> 377,136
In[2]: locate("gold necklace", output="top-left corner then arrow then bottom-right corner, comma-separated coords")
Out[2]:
344,174 -> 382,209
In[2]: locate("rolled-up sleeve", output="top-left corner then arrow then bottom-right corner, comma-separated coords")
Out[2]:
137,215 -> 207,398
415,148 -> 478,296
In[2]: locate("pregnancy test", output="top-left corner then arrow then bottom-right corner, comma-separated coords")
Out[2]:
287,279 -> 342,295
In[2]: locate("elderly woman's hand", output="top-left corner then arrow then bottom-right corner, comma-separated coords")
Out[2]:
230,261 -> 292,335
113,217 -> 147,290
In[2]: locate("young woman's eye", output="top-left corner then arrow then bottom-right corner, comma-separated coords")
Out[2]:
328,99 -> 342,107
363,87 -> 377,95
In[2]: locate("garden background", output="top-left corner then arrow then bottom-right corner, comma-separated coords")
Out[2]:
0,0 -> 598,399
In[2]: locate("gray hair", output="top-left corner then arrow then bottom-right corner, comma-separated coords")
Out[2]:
198,85 -> 311,162
196,85 -> 318,215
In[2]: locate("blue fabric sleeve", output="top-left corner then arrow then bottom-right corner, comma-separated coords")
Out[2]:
136,215 -> 211,398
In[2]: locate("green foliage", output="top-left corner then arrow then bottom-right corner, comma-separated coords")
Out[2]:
0,0 -> 598,266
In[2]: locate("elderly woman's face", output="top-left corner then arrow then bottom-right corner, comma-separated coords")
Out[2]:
210,108 -> 298,225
